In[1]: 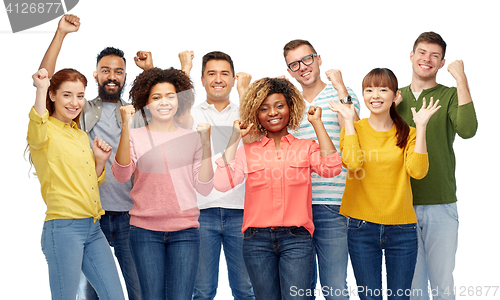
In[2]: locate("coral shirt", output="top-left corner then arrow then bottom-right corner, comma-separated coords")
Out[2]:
214,134 -> 342,235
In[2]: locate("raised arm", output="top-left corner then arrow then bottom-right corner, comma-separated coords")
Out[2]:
196,123 -> 213,183
411,97 -> 441,154
307,106 -> 337,157
179,50 -> 194,77
134,51 -> 154,71
32,69 -> 50,115
325,69 -> 360,128
115,105 -> 136,166
39,14 -> 80,77
447,60 -> 478,138
235,72 -> 252,103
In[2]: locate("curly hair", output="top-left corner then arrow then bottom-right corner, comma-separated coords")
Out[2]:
129,67 -> 194,117
240,77 -> 305,136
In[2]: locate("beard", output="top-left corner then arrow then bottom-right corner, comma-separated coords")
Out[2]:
98,79 -> 125,101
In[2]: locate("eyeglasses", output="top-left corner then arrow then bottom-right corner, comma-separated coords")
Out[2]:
287,54 -> 318,72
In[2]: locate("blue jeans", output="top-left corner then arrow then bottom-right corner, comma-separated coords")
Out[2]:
41,218 -> 125,300
411,204 -> 459,300
311,204 -> 349,299
243,227 -> 314,300
348,218 -> 418,300
77,212 -> 140,300
129,226 -> 200,299
193,208 -> 254,300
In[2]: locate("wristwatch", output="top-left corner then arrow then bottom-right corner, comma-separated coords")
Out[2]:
339,95 -> 352,104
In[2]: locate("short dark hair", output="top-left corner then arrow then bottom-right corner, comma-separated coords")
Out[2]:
129,67 -> 194,117
413,32 -> 447,59
201,51 -> 235,77
97,47 -> 126,65
283,39 -> 317,60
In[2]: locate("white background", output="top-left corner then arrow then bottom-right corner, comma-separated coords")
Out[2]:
1,0 -> 498,299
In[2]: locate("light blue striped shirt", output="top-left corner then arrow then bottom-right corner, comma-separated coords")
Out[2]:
292,84 -> 360,205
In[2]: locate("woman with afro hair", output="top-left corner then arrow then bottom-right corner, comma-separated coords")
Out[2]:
213,77 -> 343,300
111,67 -> 214,299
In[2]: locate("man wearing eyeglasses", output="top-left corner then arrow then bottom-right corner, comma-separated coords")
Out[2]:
283,39 -> 360,300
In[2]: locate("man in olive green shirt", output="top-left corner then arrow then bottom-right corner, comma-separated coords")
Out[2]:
396,32 -> 478,300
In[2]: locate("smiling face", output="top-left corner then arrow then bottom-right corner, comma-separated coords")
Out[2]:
410,42 -> 445,81
285,44 -> 322,88
146,82 -> 179,123
49,81 -> 86,124
258,93 -> 290,138
201,59 -> 235,104
94,55 -> 127,101
363,86 -> 396,115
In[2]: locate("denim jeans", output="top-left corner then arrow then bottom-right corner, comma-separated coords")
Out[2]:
41,218 -> 125,300
129,226 -> 200,299
193,208 -> 254,300
348,218 -> 418,300
311,204 -> 349,299
410,204 -> 459,300
243,226 -> 314,300
77,212 -> 140,300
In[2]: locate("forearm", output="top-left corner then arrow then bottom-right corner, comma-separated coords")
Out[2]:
456,76 -> 473,106
95,159 -> 106,178
222,134 -> 241,163
413,125 -> 427,154
115,128 -> 131,165
39,30 -> 66,77
198,144 -> 214,183
34,87 -> 48,116
311,120 -> 337,157
338,109 -> 360,128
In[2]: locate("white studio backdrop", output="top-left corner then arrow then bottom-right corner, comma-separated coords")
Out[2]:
1,0 -> 498,299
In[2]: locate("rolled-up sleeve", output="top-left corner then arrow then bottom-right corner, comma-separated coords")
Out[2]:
27,107 -> 49,149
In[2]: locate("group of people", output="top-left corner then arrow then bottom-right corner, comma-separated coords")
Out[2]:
26,14 -> 477,300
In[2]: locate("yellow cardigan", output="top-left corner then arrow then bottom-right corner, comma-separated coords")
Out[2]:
339,119 -> 428,225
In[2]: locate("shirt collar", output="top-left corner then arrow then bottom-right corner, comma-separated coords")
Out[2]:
259,133 -> 296,147
49,116 -> 79,130
200,101 -> 234,111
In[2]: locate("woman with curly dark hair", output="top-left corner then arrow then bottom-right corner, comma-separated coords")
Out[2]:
111,67 -> 213,299
213,77 -> 343,300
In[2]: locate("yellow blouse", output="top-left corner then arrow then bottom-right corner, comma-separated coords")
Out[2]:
27,107 -> 105,222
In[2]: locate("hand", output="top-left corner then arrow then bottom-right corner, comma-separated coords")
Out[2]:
394,90 -> 403,106
233,120 -> 254,138
120,105 -> 135,127
134,51 -> 154,70
178,50 -> 194,76
235,72 -> 252,94
447,60 -> 467,83
196,123 -> 211,146
93,136 -> 112,162
325,69 -> 347,94
307,106 -> 322,124
33,68 -> 50,89
57,14 -> 80,35
411,97 -> 441,128
328,98 -> 356,121
275,75 -> 287,79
